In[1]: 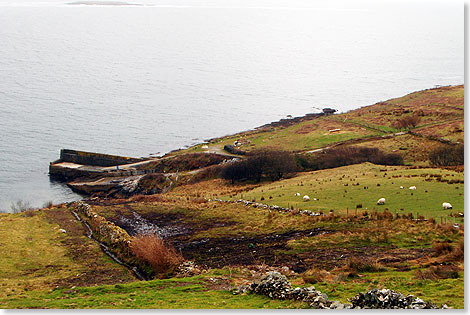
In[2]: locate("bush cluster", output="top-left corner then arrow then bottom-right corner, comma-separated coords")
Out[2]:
223,144 -> 246,155
141,153 -> 227,172
221,149 -> 297,183
129,234 -> 183,277
391,115 -> 421,129
429,144 -> 464,166
136,173 -> 168,194
297,146 -> 403,171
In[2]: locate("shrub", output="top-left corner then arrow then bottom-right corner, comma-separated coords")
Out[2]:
223,145 -> 246,155
342,257 -> 382,273
391,115 -> 421,129
141,153 -> 227,172
136,174 -> 168,195
429,144 -> 464,166
10,200 -> 34,213
129,234 -> 183,277
42,200 -> 54,209
296,146 -> 403,171
221,148 -> 298,183
188,164 -> 224,183
302,268 -> 328,284
432,241 -> 453,256
448,239 -> 464,262
414,265 -> 460,280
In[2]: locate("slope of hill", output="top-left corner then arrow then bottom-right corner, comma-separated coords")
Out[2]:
176,85 -> 463,166
0,85 -> 464,309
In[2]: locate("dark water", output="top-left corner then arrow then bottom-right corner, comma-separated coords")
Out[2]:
0,0 -> 463,211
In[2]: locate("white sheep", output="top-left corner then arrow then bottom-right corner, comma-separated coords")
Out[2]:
409,186 -> 417,190
294,192 -> 300,196
442,202 -> 452,209
377,198 -> 386,205
303,195 -> 310,201
400,186 -> 404,189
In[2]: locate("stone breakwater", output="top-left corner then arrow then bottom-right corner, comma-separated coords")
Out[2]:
235,272 -> 442,309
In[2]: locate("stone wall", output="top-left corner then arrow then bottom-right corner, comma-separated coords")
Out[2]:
71,201 -> 133,258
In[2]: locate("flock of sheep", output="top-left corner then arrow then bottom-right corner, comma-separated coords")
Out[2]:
295,185 -> 453,210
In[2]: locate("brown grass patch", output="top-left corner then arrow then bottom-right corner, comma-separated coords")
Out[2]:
339,257 -> 384,273
301,267 -> 330,284
432,241 -> 453,256
130,234 -> 184,277
414,265 -> 460,280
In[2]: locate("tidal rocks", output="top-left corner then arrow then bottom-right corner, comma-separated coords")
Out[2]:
349,288 -> 438,309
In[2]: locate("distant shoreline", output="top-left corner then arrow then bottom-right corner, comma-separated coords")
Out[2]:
68,1 -> 143,6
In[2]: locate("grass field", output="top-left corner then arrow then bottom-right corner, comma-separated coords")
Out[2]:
0,265 -> 463,309
312,269 -> 464,309
0,274 -> 308,309
228,163 -> 464,219
0,208 -> 136,306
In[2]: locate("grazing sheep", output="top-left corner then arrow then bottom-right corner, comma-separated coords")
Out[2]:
377,198 -> 386,205
442,202 -> 452,209
303,195 -> 310,201
409,186 -> 417,190
400,186 -> 404,189
294,192 -> 300,196
201,145 -> 209,149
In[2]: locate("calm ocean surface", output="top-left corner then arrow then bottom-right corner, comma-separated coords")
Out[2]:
0,0 -> 463,211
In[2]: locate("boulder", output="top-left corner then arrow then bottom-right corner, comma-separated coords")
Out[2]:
349,289 -> 438,309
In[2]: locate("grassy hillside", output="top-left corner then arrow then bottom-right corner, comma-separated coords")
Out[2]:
227,163 -> 464,219
0,85 -> 464,309
340,85 -> 463,133
176,85 -> 463,167
0,208 -> 136,307
0,273 -> 308,309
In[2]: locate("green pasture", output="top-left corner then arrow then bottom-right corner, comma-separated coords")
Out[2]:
0,275 -> 308,309
228,163 -> 464,219
313,269 -> 464,309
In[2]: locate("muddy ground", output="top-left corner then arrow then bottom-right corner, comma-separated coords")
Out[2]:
88,200 -> 432,273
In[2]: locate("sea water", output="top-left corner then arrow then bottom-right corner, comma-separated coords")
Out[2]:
0,0 -> 463,211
